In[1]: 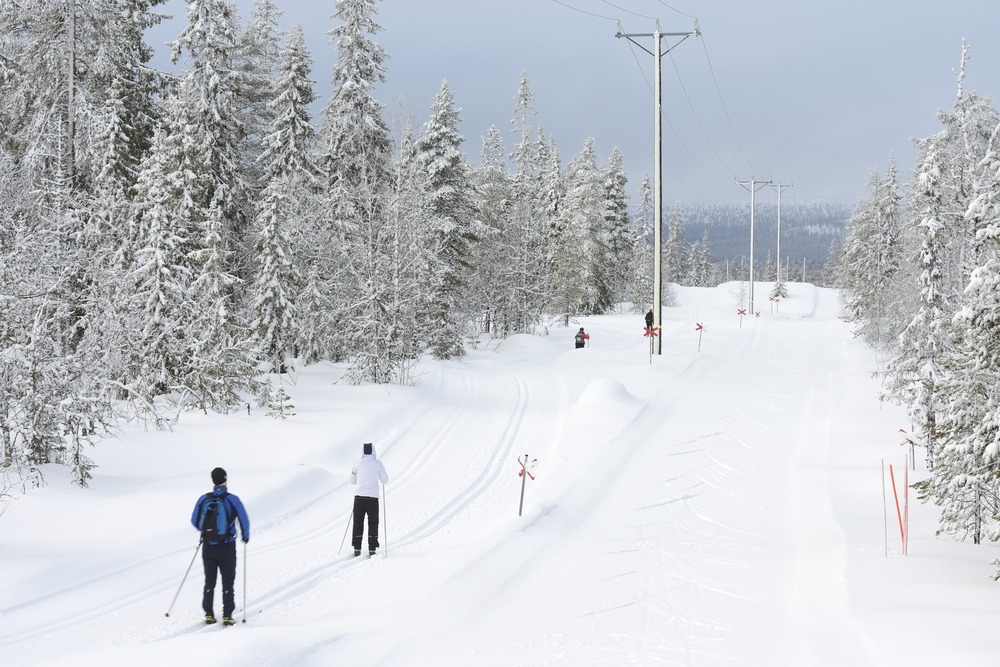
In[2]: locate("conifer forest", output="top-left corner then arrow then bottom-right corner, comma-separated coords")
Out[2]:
4,1 -> 1000,557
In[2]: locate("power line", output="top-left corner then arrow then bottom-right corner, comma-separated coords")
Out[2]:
667,50 -> 735,179
654,0 -> 699,21
549,0 -> 618,22
698,32 -> 756,174
599,0 -> 657,20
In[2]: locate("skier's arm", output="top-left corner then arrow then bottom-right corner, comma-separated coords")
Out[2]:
379,463 -> 388,485
231,496 -> 251,543
190,495 -> 205,530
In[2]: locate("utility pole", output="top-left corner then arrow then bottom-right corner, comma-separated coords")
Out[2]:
769,182 -> 792,282
616,19 -> 699,355
735,177 -> 773,315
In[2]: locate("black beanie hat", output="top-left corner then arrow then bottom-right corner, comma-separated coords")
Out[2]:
211,467 -> 227,485
363,443 -> 373,456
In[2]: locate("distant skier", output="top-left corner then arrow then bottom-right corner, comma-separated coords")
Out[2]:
351,443 -> 389,557
644,308 -> 654,330
574,327 -> 590,349
191,467 -> 250,627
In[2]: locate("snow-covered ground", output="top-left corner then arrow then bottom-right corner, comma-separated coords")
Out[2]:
1,283 -> 996,666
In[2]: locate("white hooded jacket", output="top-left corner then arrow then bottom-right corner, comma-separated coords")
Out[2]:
351,443 -> 388,498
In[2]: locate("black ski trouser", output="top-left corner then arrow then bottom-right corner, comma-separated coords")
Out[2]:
352,495 -> 380,552
202,541 -> 237,618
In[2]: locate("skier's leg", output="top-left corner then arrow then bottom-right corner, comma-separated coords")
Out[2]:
351,496 -> 365,551
219,542 -> 237,619
368,497 -> 380,551
202,548 -> 219,616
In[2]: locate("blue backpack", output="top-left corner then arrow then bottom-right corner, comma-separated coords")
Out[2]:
198,492 -> 232,543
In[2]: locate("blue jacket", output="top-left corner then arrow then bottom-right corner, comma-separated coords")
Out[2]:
191,486 -> 251,545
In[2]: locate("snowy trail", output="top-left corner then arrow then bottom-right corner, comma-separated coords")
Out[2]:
5,283 -> 958,667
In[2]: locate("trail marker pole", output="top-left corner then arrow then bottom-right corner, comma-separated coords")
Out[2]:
695,322 -> 703,352
517,454 -> 537,516
643,326 -> 660,363
889,463 -> 907,555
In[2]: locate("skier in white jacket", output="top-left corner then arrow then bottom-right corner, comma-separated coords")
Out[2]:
350,442 -> 389,557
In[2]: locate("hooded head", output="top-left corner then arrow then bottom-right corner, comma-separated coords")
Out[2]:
211,467 -> 227,486
579,327 -> 585,332
363,442 -> 374,456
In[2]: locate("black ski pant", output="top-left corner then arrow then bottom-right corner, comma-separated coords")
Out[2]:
352,495 -> 380,552
202,541 -> 237,618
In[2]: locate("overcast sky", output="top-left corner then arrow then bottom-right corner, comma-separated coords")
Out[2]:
149,0 -> 1000,206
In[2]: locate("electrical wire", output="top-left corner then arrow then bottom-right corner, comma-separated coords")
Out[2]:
623,36 -> 728,180
698,31 -> 756,174
668,50 -> 735,179
549,0 -> 618,22
599,0 -> 657,20
549,0 -> 759,181
654,0 -> 698,21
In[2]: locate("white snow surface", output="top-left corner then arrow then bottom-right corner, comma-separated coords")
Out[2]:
1,283 -> 996,666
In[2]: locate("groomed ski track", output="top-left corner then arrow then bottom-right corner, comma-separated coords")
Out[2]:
0,283 -> 916,665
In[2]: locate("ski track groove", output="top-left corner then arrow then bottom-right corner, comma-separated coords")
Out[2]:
390,369 -> 531,550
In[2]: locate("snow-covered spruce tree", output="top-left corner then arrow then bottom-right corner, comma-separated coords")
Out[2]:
625,174 -> 654,309
885,44 -> 998,470
504,74 -> 548,335
127,104 -> 201,403
318,0 -> 402,382
549,139 -> 612,316
663,201 -> 688,285
603,147 -> 634,305
838,160 -> 906,357
471,125 -> 514,338
0,0 -> 166,478
379,128 -> 431,382
691,230 -> 715,287
913,115 -> 1000,548
414,80 -> 481,359
148,0 -> 257,410
884,140 -> 952,470
170,0 -> 252,280
235,0 -> 283,174
248,24 -> 320,375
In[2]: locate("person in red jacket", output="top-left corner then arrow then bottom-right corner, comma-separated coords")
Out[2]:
574,327 -> 590,349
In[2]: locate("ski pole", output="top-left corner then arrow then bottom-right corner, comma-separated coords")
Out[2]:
165,540 -> 202,617
242,541 -> 247,624
382,482 -> 388,558
338,507 -> 352,555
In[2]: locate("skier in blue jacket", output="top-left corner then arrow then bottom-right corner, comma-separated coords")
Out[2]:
191,467 -> 250,626
351,443 -> 388,557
